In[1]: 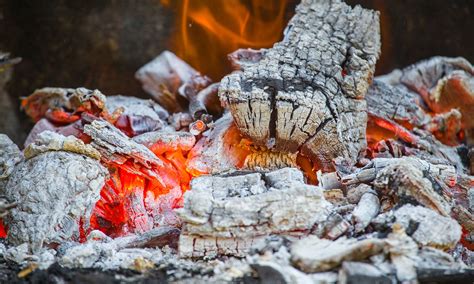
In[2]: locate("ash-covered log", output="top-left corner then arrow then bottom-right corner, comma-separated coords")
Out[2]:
2,132 -> 108,252
177,168 -> 333,258
219,0 -> 381,170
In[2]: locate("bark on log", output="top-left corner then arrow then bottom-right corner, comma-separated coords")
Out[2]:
219,0 -> 381,170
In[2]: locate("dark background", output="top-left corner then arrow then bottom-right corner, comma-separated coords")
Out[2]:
0,0 -> 473,144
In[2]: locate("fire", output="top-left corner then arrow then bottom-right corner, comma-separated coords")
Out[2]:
161,0 -> 294,80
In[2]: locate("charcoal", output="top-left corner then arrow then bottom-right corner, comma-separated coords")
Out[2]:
384,224 -> 418,282
186,113 -> 251,175
105,95 -> 169,136
373,158 -> 453,216
135,51 -> 199,113
291,236 -> 386,273
21,87 -> 106,123
346,184 -> 373,204
352,192 -> 380,233
219,0 -> 380,170
178,75 -> 213,120
190,82 -> 222,120
177,168 -> 333,258
342,157 -> 456,188
318,172 -> 344,190
4,133 -> 108,252
228,48 -> 266,71
323,189 -> 347,206
317,212 -> 351,240
373,204 -> 461,250
83,120 -> 161,167
338,262 -> 393,284
251,261 -> 315,284
132,131 -> 196,155
367,79 -> 429,129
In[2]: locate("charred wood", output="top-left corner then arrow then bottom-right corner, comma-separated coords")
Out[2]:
219,0 -> 381,170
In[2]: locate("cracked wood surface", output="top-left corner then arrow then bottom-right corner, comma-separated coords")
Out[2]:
176,168 -> 333,257
219,0 -> 380,170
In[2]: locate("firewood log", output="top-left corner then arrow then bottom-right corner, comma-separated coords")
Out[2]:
219,0 -> 381,171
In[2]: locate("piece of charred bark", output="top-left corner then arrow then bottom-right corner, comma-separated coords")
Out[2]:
177,168 -> 333,258
105,95 -> 169,137
291,236 -> 386,273
168,112 -> 193,131
135,51 -> 199,113
21,87 -> 106,124
4,132 -> 108,252
352,192 -> 380,233
219,0 -> 380,171
372,158 -> 454,216
374,204 -> 461,250
318,172 -> 344,190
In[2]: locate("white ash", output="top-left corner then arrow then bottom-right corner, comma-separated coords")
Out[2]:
373,204 -> 462,250
3,133 -> 108,253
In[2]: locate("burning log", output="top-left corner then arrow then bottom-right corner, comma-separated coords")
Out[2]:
177,168 -> 333,258
3,132 -> 108,252
219,0 -> 381,170
373,204 -> 462,250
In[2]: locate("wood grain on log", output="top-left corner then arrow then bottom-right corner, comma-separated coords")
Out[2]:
219,0 -> 380,170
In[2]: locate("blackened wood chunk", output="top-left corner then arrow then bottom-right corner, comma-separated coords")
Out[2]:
219,0 -> 381,170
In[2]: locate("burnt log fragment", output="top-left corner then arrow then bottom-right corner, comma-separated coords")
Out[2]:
4,132 -> 108,252
219,0 -> 381,170
177,168 -> 333,258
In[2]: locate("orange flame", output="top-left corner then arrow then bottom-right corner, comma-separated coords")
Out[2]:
162,0 -> 295,80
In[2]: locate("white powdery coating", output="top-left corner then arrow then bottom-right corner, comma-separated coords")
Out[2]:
4,151 -> 108,252
390,204 -> 461,250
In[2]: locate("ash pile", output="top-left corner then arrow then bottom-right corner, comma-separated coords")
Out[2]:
1,0 -> 474,283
